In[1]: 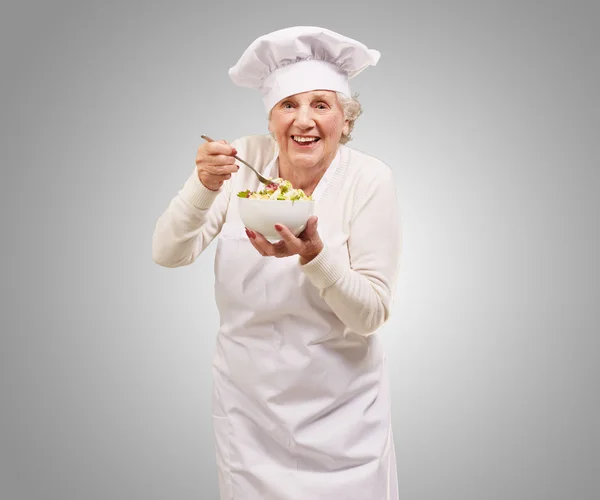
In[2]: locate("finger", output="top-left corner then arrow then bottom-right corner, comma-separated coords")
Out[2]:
273,224 -> 294,242
253,231 -> 279,256
198,170 -> 233,181
205,154 -> 237,166
210,173 -> 232,181
274,223 -> 302,251
206,164 -> 239,176
252,241 -> 268,256
198,172 -> 231,188
301,216 -> 319,238
247,229 -> 273,256
247,233 -> 267,256
206,141 -> 237,156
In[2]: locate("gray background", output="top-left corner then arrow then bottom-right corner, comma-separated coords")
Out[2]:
1,0 -> 598,499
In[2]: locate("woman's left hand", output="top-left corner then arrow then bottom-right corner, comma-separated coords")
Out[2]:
246,216 -> 323,264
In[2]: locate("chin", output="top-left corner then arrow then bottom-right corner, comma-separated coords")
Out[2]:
289,155 -> 323,170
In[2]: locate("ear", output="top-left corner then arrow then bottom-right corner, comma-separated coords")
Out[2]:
342,119 -> 350,137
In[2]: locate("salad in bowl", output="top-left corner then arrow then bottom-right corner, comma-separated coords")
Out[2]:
237,178 -> 313,201
236,178 -> 315,241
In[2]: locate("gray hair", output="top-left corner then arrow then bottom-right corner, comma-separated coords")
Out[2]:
267,92 -> 363,144
337,92 -> 362,144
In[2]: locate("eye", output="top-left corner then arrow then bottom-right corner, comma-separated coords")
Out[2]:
281,101 -> 294,109
315,102 -> 329,110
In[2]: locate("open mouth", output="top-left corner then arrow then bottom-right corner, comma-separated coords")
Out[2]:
292,136 -> 320,146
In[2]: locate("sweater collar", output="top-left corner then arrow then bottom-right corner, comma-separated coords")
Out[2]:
265,144 -> 343,201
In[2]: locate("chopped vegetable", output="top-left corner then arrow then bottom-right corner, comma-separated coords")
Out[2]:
237,178 -> 312,201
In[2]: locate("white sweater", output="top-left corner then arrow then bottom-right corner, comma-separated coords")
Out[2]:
152,134 -> 402,336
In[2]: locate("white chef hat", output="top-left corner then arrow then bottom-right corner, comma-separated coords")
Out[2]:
229,26 -> 381,113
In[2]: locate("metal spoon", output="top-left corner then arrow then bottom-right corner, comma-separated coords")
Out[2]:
201,135 -> 273,185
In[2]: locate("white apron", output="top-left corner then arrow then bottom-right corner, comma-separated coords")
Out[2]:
210,149 -> 398,500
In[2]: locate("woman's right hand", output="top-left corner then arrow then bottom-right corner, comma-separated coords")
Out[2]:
195,140 -> 239,191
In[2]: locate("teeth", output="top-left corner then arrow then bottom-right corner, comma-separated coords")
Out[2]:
293,136 -> 318,143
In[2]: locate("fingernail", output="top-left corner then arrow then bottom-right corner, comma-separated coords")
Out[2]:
248,230 -> 256,239
274,224 -> 283,231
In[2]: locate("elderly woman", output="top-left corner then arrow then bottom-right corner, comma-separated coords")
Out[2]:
152,26 -> 402,500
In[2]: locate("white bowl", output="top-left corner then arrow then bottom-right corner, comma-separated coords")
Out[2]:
238,198 -> 316,242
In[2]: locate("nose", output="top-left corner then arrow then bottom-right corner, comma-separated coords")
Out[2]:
294,105 -> 315,129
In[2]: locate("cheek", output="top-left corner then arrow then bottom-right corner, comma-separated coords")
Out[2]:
322,117 -> 345,138
269,117 -> 289,137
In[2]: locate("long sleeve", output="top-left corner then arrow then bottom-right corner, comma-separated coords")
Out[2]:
152,167 -> 232,268
301,167 -> 402,336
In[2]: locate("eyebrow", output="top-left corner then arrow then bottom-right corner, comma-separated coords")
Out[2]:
310,92 -> 334,101
280,92 -> 334,105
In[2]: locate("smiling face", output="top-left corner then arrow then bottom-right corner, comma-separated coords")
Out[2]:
268,90 -> 350,174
